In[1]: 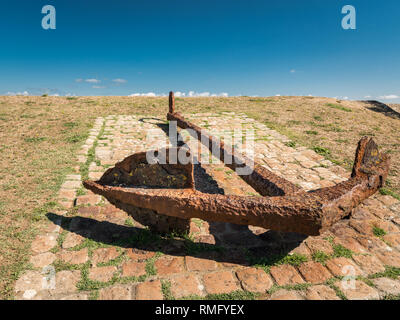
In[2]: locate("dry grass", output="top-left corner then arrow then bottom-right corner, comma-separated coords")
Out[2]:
0,95 -> 398,299
389,104 -> 400,114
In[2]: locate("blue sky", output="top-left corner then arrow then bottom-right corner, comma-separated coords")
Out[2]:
1,0 -> 400,101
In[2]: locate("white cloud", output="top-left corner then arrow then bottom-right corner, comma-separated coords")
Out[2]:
128,92 -> 156,97
275,94 -> 281,97
197,92 -> 210,97
364,95 -> 372,99
290,69 -> 296,73
378,94 -> 399,100
112,78 -> 127,83
128,91 -> 229,98
175,91 -> 185,97
75,78 -> 83,83
6,91 -> 29,96
92,85 -> 105,89
85,79 -> 101,83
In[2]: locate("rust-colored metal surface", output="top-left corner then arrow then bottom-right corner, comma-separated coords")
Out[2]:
83,92 -> 391,236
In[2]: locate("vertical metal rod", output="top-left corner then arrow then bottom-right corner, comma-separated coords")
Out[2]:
169,91 -> 175,113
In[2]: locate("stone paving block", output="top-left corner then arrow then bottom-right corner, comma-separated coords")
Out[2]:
352,254 -> 385,275
99,285 -> 133,300
203,271 -> 240,295
325,257 -> 364,277
89,266 -> 117,282
170,274 -> 204,298
122,261 -> 146,278
154,256 -> 185,276
383,234 -> 400,250
60,293 -> 88,300
61,180 -> 82,190
75,194 -> 102,206
77,155 -> 86,163
62,232 -> 84,249
289,243 -> 312,257
65,174 -> 81,181
371,278 -> 400,296
350,206 -> 375,220
357,237 -> 391,253
58,248 -> 89,265
330,221 -> 360,238
44,220 -> 62,234
185,256 -> 218,272
379,196 -> 399,208
92,247 -> 120,265
127,249 -> 155,261
305,285 -> 340,300
368,203 -> 394,220
135,280 -> 163,300
235,268 -> 273,293
374,219 -> 400,234
305,238 -> 334,255
53,270 -> 81,294
76,206 -> 102,217
338,280 -> 379,300
269,265 -> 305,286
297,261 -> 332,284
332,237 -> 368,254
89,172 -> 104,180
349,219 -> 376,236
269,289 -> 304,300
29,252 -> 56,269
375,250 -> 400,268
59,200 -> 74,209
15,271 -> 45,299
31,234 -> 57,254
58,189 -> 76,201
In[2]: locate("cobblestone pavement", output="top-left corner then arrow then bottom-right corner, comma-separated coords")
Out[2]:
15,113 -> 400,300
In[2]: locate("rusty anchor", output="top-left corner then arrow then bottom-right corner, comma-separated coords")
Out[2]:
83,92 -> 390,236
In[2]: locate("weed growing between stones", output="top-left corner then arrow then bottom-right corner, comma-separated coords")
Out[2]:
245,251 -> 308,273
161,280 -> 174,300
312,251 -> 330,265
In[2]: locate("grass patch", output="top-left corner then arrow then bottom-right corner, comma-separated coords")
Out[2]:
77,262 -> 119,291
161,280 -> 174,300
325,103 -> 352,112
372,226 -> 387,238
24,137 -> 46,143
325,278 -> 347,300
312,146 -> 331,157
312,251 -> 330,264
379,188 -> 400,201
284,141 -> 296,148
332,244 -> 353,259
179,290 -> 260,300
368,266 -> 400,280
383,294 -> 400,300
205,290 -> 259,300
246,251 -> 308,272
